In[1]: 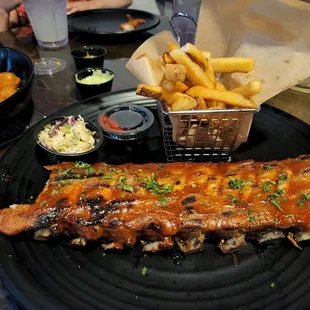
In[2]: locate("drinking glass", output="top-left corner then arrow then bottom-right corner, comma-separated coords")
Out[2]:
23,0 -> 68,75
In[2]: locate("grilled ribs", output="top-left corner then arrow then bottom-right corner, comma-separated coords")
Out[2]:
1,155 -> 310,254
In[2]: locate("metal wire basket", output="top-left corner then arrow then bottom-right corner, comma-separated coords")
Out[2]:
158,102 -> 260,162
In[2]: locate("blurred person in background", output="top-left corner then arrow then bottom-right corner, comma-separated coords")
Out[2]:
0,0 -> 22,32
3,0 -> 132,34
130,0 -> 172,16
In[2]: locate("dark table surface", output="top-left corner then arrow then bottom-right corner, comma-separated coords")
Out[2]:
0,13 -> 310,310
0,16 -> 171,309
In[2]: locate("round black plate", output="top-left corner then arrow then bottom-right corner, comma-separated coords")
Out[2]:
68,9 -> 160,36
1,89 -> 310,310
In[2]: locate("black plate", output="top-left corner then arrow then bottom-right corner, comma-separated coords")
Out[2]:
68,9 -> 160,36
1,89 -> 310,310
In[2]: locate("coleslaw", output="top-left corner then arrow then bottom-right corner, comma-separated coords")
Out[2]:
38,115 -> 96,154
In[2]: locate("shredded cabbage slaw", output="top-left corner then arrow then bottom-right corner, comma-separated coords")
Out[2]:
38,115 -> 96,154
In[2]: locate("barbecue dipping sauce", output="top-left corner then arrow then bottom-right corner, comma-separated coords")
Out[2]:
76,70 -> 114,85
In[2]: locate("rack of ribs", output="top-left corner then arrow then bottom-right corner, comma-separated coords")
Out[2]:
0,155 -> 310,254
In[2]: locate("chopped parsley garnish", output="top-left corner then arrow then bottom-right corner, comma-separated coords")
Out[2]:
51,188 -> 60,195
74,161 -> 91,169
94,225 -> 100,232
109,168 -> 121,173
296,192 -> 310,207
279,172 -> 287,182
59,180 -> 73,186
273,218 -> 279,225
59,168 -> 70,174
287,214 -> 295,220
205,202 -> 212,207
249,215 -> 255,223
228,194 -> 238,205
123,184 -> 133,193
40,200 -> 47,206
145,173 -> 172,195
229,178 -> 246,189
98,169 -> 105,174
264,164 -> 273,171
123,168 -> 128,174
159,196 -> 169,206
141,267 -> 148,276
85,167 -> 95,174
270,282 -> 275,288
258,170 -> 263,175
138,169 -> 143,172
261,180 -> 275,193
269,189 -> 285,212
102,174 -> 114,180
255,193 -> 261,198
158,164 -> 164,170
118,175 -> 127,183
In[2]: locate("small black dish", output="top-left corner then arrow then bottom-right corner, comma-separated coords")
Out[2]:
0,47 -> 34,123
34,116 -> 103,157
98,104 -> 154,141
72,68 -> 114,99
71,46 -> 107,70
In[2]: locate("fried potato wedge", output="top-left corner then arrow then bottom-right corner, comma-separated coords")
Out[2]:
232,80 -> 262,97
196,97 -> 208,121
162,52 -> 176,65
165,64 -> 187,83
214,81 -> 226,109
186,86 -> 257,109
173,81 -> 189,93
136,84 -> 163,100
161,80 -> 175,92
201,50 -> 211,59
168,43 -> 179,52
171,94 -> 198,111
182,43 -> 208,69
170,49 -> 214,88
211,57 -> 255,73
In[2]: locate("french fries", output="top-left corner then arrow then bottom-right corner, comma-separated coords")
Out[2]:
186,86 -> 257,109
232,80 -> 262,98
136,84 -> 163,101
161,80 -> 188,93
211,57 -> 255,73
162,52 -> 176,65
168,43 -> 179,52
171,94 -> 198,111
164,64 -> 187,83
136,42 -> 261,113
170,49 -> 214,88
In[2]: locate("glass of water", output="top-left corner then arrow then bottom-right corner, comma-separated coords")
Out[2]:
23,0 -> 68,75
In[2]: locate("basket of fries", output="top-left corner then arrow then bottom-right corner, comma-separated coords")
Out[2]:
126,0 -> 310,162
158,102 -> 260,162
134,40 -> 262,161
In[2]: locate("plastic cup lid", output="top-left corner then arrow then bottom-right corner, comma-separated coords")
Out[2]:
34,58 -> 66,76
98,104 -> 154,141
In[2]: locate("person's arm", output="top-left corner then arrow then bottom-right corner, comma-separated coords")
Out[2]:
0,0 -> 22,32
67,0 -> 133,15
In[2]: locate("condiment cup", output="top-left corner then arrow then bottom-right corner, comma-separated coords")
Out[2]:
72,68 -> 115,99
71,46 -> 107,70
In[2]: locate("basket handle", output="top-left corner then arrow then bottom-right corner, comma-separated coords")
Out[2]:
169,13 -> 198,45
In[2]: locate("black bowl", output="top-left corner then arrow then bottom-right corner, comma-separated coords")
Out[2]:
71,46 -> 107,70
34,116 -> 104,158
72,67 -> 115,99
0,47 -> 34,122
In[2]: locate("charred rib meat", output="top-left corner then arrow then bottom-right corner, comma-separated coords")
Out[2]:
1,156 -> 310,254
